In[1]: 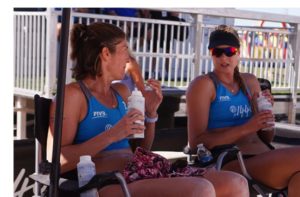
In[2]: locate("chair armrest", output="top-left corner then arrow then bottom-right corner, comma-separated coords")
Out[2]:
210,144 -> 239,170
29,173 -> 78,191
30,171 -> 131,197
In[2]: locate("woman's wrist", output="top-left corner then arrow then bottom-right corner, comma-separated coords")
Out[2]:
145,112 -> 158,123
145,111 -> 158,118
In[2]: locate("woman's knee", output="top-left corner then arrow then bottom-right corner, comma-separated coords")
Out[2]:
227,172 -> 249,196
185,177 -> 216,197
205,170 -> 249,197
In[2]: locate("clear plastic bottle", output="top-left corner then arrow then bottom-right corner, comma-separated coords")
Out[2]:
127,88 -> 145,138
77,155 -> 99,197
257,92 -> 274,131
196,144 -> 213,167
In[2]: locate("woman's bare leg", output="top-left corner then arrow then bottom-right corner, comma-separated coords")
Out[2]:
204,168 -> 249,197
222,147 -> 300,190
99,177 -> 216,197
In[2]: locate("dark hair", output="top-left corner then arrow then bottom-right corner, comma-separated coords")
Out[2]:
70,22 -> 126,80
208,25 -> 240,49
234,67 -> 249,98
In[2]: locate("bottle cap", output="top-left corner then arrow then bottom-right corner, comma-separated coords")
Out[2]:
132,88 -> 142,96
80,155 -> 91,162
197,143 -> 204,148
145,85 -> 152,91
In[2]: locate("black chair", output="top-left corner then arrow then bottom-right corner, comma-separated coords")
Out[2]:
29,94 -> 131,196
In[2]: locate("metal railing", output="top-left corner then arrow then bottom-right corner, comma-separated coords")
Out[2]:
14,10 -> 58,98
65,11 -> 195,89
68,12 -> 299,91
14,12 -> 47,96
14,9 -> 300,95
13,8 -> 300,139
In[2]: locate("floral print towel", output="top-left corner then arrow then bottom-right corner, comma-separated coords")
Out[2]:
122,147 -> 206,183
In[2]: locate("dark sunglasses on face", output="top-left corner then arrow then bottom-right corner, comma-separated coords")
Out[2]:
210,47 -> 238,57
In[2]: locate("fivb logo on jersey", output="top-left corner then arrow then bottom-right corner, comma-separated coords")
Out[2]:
92,111 -> 107,119
219,95 -> 230,102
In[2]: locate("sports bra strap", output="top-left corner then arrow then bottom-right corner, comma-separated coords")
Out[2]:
208,72 -> 219,90
78,81 -> 92,101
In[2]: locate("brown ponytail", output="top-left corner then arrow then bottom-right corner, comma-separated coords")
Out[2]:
234,67 -> 257,112
234,67 -> 247,95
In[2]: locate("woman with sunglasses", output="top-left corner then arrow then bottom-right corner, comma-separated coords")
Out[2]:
187,25 -> 300,196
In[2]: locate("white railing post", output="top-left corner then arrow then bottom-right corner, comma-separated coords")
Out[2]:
192,14 -> 203,80
288,23 -> 300,123
66,10 -> 75,84
15,97 -> 27,139
44,8 -> 58,98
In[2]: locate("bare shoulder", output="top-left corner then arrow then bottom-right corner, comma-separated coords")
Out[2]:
187,75 -> 213,94
64,82 -> 84,101
111,82 -> 130,102
58,82 -> 87,112
50,82 -> 85,115
187,74 -> 215,101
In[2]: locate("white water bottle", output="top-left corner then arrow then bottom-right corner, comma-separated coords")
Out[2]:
77,155 -> 99,197
127,88 -> 145,138
257,92 -> 274,131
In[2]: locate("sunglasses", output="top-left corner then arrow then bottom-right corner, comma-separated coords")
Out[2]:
210,47 -> 238,57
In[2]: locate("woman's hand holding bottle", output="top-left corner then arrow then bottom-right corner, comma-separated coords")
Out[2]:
110,109 -> 145,140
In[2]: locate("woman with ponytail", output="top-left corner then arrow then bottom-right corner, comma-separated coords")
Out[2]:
187,25 -> 300,196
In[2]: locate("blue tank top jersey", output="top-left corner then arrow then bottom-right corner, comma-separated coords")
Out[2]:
207,73 -> 253,130
74,81 -> 130,151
